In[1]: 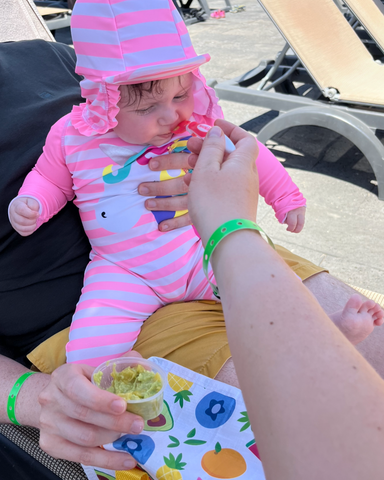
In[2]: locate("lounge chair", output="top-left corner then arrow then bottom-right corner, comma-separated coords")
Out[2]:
214,0 -> 384,199
343,0 -> 384,55
35,5 -> 72,35
0,0 -> 54,42
173,0 -> 210,24
174,0 -> 233,25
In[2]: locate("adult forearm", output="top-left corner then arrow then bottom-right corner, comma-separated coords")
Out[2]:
212,231 -> 384,480
0,355 -> 50,428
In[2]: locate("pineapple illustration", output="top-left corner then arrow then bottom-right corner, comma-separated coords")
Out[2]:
168,373 -> 193,408
156,453 -> 186,480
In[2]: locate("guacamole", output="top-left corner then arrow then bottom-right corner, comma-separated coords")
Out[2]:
94,363 -> 164,420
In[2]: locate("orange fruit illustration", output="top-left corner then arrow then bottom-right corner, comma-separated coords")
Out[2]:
201,442 -> 246,478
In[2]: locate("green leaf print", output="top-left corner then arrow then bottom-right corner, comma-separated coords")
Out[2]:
184,439 -> 207,446
237,411 -> 251,431
174,390 -> 193,408
167,435 -> 180,448
186,428 -> 196,438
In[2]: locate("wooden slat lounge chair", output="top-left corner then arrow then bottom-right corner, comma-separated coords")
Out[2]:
215,0 -> 384,199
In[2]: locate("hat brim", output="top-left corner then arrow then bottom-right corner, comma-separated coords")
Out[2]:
107,54 -> 210,85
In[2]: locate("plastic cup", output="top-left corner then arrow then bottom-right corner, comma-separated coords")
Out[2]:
92,357 -> 167,421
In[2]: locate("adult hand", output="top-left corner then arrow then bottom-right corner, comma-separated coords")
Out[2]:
9,197 -> 39,236
187,119 -> 259,245
138,151 -> 193,232
38,352 -> 144,470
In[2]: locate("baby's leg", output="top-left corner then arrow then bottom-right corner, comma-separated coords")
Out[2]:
213,299 -> 383,388
185,249 -> 383,386
66,257 -> 163,367
329,294 -> 384,345
214,298 -> 384,387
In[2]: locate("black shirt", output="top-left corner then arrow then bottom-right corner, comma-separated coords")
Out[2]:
0,40 -> 90,365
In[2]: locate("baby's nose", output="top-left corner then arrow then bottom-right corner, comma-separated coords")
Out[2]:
159,107 -> 179,125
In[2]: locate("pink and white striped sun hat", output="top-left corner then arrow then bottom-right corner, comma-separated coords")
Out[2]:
70,0 -> 222,136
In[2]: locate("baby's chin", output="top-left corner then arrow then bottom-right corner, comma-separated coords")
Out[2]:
150,133 -> 174,146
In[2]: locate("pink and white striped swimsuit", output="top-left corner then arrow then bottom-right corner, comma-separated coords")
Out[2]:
14,0 -> 306,367
18,116 -> 305,366
40,116 -> 218,366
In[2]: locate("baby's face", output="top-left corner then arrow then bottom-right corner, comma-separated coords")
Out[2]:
114,74 -> 194,146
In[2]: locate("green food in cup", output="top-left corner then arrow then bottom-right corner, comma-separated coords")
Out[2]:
94,363 -> 163,420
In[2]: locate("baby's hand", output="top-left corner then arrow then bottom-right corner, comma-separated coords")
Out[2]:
9,197 -> 40,236
284,206 -> 306,233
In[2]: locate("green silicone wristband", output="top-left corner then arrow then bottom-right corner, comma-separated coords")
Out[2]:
203,219 -> 275,298
7,372 -> 36,425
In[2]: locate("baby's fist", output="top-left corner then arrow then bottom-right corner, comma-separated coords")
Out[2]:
284,206 -> 306,233
9,197 -> 40,236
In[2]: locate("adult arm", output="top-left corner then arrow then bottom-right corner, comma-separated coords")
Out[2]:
188,120 -> 384,480
0,354 -> 143,470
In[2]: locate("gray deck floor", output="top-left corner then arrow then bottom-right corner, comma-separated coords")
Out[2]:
188,0 -> 384,292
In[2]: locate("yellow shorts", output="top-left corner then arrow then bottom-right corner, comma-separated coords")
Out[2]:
28,244 -> 327,376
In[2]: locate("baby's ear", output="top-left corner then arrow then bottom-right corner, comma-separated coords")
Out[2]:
99,144 -> 136,165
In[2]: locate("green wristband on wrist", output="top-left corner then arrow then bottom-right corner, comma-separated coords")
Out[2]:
7,372 -> 36,425
203,219 -> 275,298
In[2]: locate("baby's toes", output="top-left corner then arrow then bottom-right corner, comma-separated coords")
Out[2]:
358,299 -> 375,314
344,294 -> 363,313
371,304 -> 384,326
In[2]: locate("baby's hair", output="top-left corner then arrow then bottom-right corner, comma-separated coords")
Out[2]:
118,76 -> 185,108
118,81 -> 164,108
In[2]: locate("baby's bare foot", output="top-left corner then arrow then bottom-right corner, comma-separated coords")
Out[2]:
329,294 -> 384,345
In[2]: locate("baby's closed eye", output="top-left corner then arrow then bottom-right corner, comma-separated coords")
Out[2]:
136,106 -> 154,115
174,92 -> 189,101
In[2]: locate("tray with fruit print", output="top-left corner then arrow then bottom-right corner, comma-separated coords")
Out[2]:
82,357 -> 265,480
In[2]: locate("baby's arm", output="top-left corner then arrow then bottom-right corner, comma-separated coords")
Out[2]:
257,141 -> 306,232
8,116 -> 74,235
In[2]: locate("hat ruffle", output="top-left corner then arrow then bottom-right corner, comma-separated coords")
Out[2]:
70,80 -> 121,136
192,70 -> 224,125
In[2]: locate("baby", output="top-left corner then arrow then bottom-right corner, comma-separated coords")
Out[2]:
9,0 -> 382,366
